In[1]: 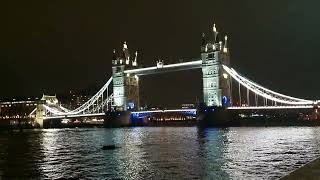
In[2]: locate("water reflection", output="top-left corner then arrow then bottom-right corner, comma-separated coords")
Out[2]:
110,127 -> 207,179
197,128 -> 231,179
0,130 -> 43,179
0,127 -> 320,179
222,127 -> 320,179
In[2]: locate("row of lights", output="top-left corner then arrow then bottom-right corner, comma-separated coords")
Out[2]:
0,104 -> 37,108
150,116 -> 194,121
0,115 -> 35,119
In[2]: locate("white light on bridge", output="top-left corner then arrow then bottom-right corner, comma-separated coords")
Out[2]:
223,73 -> 228,79
227,105 -> 314,110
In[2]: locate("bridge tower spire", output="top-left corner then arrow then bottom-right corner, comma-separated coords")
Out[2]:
201,33 -> 207,52
223,35 -> 228,53
123,41 -> 130,65
132,51 -> 138,67
213,23 -> 218,43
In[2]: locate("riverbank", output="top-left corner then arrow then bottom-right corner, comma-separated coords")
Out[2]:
280,157 -> 320,179
1,116 -> 320,129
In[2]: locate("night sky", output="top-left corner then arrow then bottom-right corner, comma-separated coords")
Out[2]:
2,0 -> 320,107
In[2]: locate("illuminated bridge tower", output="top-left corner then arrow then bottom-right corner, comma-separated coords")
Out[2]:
35,103 -> 45,128
112,42 -> 140,111
201,23 -> 231,108
35,95 -> 60,128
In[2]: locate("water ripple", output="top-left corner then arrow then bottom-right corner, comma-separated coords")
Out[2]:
0,127 -> 320,179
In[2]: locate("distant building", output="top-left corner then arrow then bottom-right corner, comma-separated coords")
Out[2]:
61,90 -> 91,109
181,104 -> 195,109
0,100 -> 37,120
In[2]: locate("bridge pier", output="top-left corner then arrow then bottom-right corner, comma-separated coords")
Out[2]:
35,103 -> 45,128
104,111 -> 131,127
197,106 -> 233,127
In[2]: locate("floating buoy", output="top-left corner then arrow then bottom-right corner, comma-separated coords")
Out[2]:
102,145 -> 117,150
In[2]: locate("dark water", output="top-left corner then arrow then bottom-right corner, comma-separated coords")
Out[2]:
1,127 -> 320,179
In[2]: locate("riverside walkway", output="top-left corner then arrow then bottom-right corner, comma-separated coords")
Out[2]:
281,157 -> 320,180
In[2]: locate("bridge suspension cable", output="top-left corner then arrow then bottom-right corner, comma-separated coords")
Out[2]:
228,67 -> 312,103
43,77 -> 113,116
222,65 -> 315,105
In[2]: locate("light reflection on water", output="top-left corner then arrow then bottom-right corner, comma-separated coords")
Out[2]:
1,127 -> 320,179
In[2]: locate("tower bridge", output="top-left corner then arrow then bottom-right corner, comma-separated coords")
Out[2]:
29,23 -> 319,127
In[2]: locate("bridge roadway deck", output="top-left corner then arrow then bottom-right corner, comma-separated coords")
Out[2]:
44,109 -> 197,120
43,113 -> 105,120
43,106 -> 317,120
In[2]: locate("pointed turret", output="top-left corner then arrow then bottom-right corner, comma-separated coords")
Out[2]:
132,51 -> 138,66
202,33 -> 206,46
213,23 -> 219,43
119,46 -> 124,65
112,49 -> 118,65
123,41 -> 130,65
201,33 -> 207,52
219,41 -> 223,51
223,35 -> 228,53
123,41 -> 128,49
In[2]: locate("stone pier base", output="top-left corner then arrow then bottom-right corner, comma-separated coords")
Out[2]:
104,111 -> 131,128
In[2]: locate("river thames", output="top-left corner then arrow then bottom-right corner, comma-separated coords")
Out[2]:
1,127 -> 320,179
